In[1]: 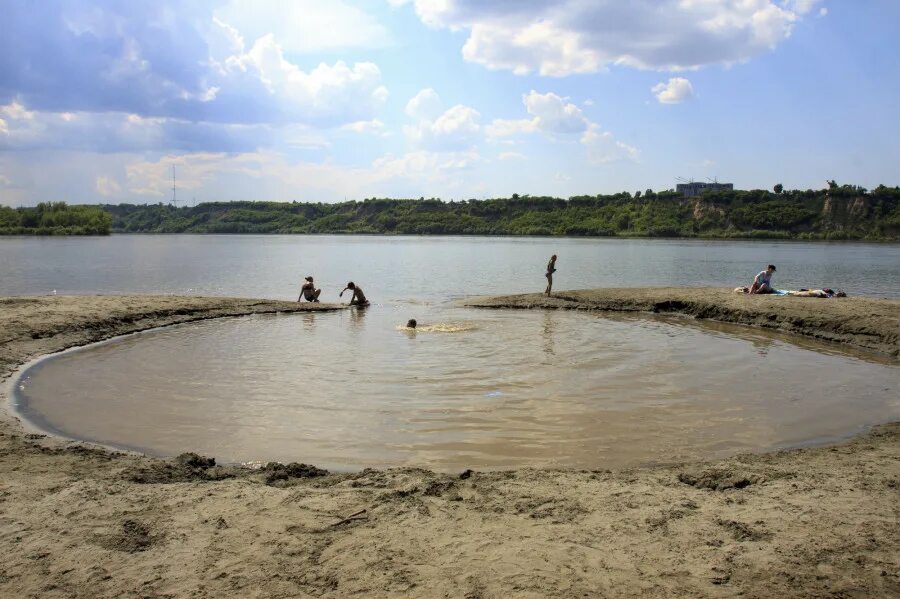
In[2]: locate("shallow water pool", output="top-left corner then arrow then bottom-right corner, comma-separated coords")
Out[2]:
13,308 -> 899,471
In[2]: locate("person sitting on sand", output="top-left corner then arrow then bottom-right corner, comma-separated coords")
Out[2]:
545,254 -> 557,296
340,282 -> 369,306
299,276 -> 321,302
749,264 -> 776,294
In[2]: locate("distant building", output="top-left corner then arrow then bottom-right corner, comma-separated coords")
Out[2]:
676,182 -> 734,197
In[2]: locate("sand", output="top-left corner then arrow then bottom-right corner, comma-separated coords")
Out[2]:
464,287 -> 900,358
0,293 -> 897,598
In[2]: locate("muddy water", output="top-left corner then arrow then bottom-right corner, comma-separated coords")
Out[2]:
14,308 -> 899,471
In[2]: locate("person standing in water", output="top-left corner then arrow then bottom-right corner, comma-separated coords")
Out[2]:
545,254 -> 557,296
340,281 -> 369,306
299,276 -> 322,302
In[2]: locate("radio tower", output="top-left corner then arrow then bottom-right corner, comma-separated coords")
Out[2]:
171,165 -> 178,208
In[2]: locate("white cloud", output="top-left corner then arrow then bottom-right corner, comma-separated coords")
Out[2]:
404,90 -> 481,151
95,176 -> 122,197
396,0 -> 823,75
222,34 -> 389,124
214,0 -> 393,53
487,91 -> 588,138
818,7 -> 828,17
652,77 -> 695,104
488,91 -> 638,164
782,0 -> 824,14
498,151 -> 526,161
524,91 -> 589,133
581,124 -> 640,164
3,3 -> 390,131
340,119 -> 387,135
405,88 -> 443,121
122,149 -> 482,201
486,118 -> 537,139
0,105 -> 292,153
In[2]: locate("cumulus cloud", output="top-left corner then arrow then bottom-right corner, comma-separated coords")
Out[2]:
404,90 -> 481,151
395,0 -> 823,75
488,91 -> 637,163
581,125 -> 640,164
95,176 -> 122,197
652,77 -> 695,104
405,88 -> 443,121
487,91 -> 589,138
0,1 -> 388,129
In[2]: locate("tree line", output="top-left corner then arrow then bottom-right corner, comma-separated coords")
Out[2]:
0,202 -> 112,235
2,185 -> 898,239
103,185 -> 899,240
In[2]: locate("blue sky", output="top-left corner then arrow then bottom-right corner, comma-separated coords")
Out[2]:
1,0 -> 898,206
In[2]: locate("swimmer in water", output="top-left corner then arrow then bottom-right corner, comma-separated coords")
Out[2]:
339,281 -> 369,306
406,319 -> 417,329
298,276 -> 321,302
545,254 -> 557,296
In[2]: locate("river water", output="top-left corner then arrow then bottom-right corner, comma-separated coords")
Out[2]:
1,234 -> 898,299
3,235 -> 899,470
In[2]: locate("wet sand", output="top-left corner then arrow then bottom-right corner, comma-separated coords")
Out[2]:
0,293 -> 898,598
465,287 -> 900,358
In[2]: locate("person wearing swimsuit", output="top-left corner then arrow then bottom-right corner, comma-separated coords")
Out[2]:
545,254 -> 557,296
749,264 -> 776,294
340,281 -> 369,306
299,276 -> 321,302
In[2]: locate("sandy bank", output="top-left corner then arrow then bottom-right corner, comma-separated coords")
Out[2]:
465,287 -> 900,358
0,294 -> 897,598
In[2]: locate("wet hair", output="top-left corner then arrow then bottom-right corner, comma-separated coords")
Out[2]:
551,254 -> 557,260
346,282 -> 355,289
768,264 -> 776,271
407,319 -> 417,329
304,276 -> 313,282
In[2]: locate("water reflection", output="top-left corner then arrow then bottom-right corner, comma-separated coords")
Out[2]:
541,312 -> 557,359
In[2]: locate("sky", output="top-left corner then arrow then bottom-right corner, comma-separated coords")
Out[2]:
1,0 -> 898,207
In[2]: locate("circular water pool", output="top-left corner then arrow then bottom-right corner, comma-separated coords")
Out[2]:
13,308 -> 898,471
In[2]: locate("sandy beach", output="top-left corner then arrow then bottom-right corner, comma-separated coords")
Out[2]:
0,292 -> 897,598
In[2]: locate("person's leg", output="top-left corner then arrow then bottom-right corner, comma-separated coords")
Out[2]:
313,288 -> 321,302
545,273 -> 552,295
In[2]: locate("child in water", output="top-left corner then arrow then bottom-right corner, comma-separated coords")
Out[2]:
545,254 -> 557,296
340,281 -> 369,306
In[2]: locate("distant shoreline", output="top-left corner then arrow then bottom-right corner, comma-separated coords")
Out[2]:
3,230 -> 899,242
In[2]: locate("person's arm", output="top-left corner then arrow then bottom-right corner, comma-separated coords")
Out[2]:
339,287 -> 348,298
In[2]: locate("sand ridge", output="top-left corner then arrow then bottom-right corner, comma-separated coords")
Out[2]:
0,293 -> 897,598
464,287 -> 900,358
